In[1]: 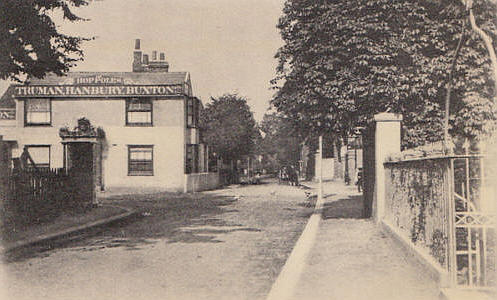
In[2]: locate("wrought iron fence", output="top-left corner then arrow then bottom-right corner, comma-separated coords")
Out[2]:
451,156 -> 495,289
384,155 -> 496,290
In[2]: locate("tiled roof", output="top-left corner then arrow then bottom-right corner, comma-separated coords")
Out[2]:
27,71 -> 189,85
0,86 -> 16,109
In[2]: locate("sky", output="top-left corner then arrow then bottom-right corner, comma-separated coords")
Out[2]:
0,0 -> 285,121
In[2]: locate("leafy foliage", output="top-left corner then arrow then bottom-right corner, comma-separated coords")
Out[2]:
272,0 -> 497,148
199,94 -> 259,162
259,112 -> 302,168
0,0 -> 91,82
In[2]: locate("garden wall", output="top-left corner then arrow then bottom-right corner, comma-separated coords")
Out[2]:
184,172 -> 220,193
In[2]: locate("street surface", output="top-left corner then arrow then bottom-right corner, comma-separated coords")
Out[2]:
2,179 -> 314,300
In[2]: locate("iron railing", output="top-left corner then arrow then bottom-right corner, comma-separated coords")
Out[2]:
450,156 -> 495,289
384,155 -> 495,290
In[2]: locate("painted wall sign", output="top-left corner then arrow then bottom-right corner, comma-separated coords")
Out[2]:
0,109 -> 15,120
14,85 -> 184,97
73,75 -> 124,85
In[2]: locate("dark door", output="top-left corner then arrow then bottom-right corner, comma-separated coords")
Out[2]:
68,143 -> 94,206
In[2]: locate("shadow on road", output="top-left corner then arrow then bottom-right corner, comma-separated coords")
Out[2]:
5,193 -> 255,262
322,195 -> 365,219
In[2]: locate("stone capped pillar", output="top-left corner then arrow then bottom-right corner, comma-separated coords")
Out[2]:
374,112 -> 402,222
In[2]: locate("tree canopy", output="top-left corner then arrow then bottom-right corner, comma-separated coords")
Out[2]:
272,0 -> 497,148
0,0 -> 91,82
199,93 -> 259,162
259,112 -> 302,167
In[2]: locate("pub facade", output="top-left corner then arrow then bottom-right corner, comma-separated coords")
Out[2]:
0,40 -> 218,193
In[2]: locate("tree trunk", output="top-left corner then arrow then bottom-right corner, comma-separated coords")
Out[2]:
444,20 -> 466,150
463,0 -> 497,97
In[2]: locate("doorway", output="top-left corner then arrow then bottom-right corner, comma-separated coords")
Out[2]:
66,142 -> 95,206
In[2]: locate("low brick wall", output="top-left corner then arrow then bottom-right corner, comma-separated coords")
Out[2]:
184,172 -> 220,193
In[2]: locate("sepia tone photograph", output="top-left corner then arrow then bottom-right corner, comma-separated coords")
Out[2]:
0,0 -> 496,299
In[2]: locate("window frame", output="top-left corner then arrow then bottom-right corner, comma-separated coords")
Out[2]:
187,97 -> 198,128
125,98 -> 153,127
25,145 -> 51,169
24,98 -> 52,127
127,145 -> 154,176
185,144 -> 199,174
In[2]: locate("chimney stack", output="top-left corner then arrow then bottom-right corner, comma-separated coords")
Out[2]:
132,40 -> 170,72
132,39 -> 143,72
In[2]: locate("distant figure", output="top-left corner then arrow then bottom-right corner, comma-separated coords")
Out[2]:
279,167 -> 288,185
19,146 -> 37,171
254,172 -> 261,184
19,147 -> 30,169
288,165 -> 299,186
356,167 -> 363,192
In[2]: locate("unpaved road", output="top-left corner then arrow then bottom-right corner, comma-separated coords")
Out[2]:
2,180 -> 314,300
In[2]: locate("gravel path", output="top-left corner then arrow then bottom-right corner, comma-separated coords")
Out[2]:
2,180 -> 314,300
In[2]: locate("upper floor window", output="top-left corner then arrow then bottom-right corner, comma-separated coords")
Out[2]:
187,97 -> 198,128
126,98 -> 152,126
25,98 -> 51,126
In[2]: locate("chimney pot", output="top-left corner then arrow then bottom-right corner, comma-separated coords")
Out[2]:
132,39 -> 142,72
152,51 -> 157,60
143,54 -> 149,65
159,52 -> 165,60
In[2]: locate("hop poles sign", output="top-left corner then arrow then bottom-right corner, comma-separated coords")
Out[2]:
73,75 -> 124,85
14,84 -> 184,97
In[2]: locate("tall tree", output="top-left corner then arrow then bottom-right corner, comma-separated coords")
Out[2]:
272,0 -> 497,148
0,0 -> 91,82
259,112 -> 302,167
199,93 -> 259,163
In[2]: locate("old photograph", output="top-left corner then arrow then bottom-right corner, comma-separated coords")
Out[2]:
0,0 -> 496,299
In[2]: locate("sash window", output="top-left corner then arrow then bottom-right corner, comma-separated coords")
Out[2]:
25,98 -> 51,125
126,98 -> 152,126
25,145 -> 50,169
128,145 -> 153,176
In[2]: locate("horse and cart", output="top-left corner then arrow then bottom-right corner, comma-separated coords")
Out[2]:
278,166 -> 299,186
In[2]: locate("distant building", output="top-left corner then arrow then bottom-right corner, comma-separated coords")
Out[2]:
0,39 -> 219,193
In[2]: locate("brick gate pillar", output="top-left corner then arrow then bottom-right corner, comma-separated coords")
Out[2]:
373,112 -> 402,223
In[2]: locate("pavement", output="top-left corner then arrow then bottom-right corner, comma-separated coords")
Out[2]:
1,204 -> 136,254
267,179 -> 442,300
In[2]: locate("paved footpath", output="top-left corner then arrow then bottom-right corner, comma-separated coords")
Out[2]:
274,180 -> 441,300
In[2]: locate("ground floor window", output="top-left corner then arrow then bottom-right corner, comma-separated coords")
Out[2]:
128,145 -> 153,176
208,150 -> 218,172
186,144 -> 199,174
25,145 -> 50,169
